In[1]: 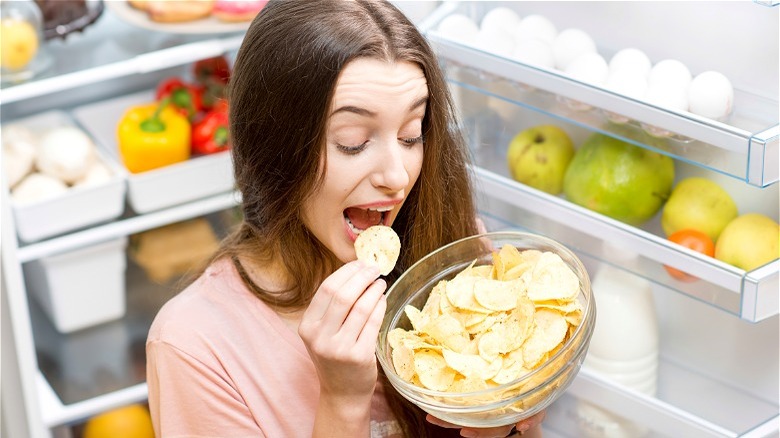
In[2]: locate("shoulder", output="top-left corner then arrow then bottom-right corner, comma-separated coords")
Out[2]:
147,258 -> 257,346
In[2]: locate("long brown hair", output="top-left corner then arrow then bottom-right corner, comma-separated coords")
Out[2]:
220,1 -> 477,436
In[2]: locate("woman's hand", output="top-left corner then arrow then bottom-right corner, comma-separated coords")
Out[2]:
426,410 -> 546,437
299,260 -> 387,403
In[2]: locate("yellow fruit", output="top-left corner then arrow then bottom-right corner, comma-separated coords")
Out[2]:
0,18 -> 39,71
506,124 -> 574,194
83,404 -> 155,438
715,213 -> 779,271
661,177 -> 738,242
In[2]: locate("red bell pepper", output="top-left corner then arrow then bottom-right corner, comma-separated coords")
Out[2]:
193,56 -> 231,85
191,105 -> 229,155
155,78 -> 203,120
193,57 -> 231,109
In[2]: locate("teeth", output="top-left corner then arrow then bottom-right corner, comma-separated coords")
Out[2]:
346,216 -> 364,235
368,206 -> 394,212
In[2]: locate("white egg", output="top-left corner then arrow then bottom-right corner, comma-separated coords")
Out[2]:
436,13 -> 479,44
514,14 -> 558,45
473,28 -> 515,58
480,7 -> 521,35
605,69 -> 649,99
644,83 -> 688,112
511,38 -> 554,69
553,28 -> 597,71
687,71 -> 734,120
648,59 -> 692,90
565,52 -> 609,86
609,48 -> 652,77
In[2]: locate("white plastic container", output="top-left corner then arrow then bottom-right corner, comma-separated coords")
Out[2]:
6,110 -> 128,242
23,237 -> 128,334
576,242 -> 659,437
71,90 -> 234,214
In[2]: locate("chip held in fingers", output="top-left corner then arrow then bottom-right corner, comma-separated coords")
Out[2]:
354,225 -> 401,276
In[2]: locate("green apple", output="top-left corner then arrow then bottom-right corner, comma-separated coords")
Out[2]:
506,125 -> 574,195
661,177 -> 738,242
715,213 -> 779,271
562,133 -> 674,226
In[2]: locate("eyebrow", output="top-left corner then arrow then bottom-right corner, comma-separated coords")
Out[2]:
331,95 -> 429,117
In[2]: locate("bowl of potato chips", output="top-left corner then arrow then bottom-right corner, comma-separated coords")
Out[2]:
376,231 -> 595,427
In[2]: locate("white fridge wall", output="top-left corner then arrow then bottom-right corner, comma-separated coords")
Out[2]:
479,1 -> 779,98
654,286 -> 779,405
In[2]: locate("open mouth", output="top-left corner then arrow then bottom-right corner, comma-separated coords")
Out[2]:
344,206 -> 392,235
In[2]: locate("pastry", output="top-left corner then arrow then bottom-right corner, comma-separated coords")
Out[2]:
212,0 -> 267,22
142,0 -> 215,23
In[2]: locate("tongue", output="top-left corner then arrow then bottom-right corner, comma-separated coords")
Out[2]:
345,208 -> 382,230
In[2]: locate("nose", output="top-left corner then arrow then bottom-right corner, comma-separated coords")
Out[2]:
370,141 -> 410,192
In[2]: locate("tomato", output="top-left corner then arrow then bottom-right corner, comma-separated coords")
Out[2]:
663,229 -> 716,282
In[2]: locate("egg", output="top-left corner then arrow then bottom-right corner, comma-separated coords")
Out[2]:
564,52 -> 608,85
514,14 -> 558,45
609,48 -> 652,77
687,71 -> 734,120
553,28 -> 597,71
644,83 -> 688,112
480,7 -> 521,35
511,38 -> 554,69
473,28 -> 515,58
605,69 -> 649,99
436,13 -> 479,45
648,59 -> 692,90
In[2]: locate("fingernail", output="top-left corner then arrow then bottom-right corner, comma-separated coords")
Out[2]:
460,432 -> 477,438
518,423 -> 531,433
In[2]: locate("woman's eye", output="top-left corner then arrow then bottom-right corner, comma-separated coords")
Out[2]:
401,135 -> 424,146
336,141 -> 368,155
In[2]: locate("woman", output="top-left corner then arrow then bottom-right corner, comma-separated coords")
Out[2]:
146,1 -> 544,437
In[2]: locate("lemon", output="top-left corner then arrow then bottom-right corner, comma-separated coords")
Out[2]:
83,404 -> 155,438
0,18 -> 39,71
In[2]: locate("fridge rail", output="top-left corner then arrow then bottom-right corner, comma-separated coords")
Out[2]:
474,167 -> 779,323
421,3 -> 779,187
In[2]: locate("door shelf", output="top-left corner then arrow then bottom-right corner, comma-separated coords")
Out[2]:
420,2 -> 779,187
476,174 -> 778,322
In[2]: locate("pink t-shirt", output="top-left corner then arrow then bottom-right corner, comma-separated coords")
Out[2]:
146,258 -> 402,437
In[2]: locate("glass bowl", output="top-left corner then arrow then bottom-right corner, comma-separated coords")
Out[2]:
376,231 -> 595,428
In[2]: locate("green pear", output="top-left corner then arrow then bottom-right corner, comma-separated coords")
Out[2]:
715,213 -> 779,271
506,125 -> 574,195
661,177 -> 737,242
562,133 -> 674,226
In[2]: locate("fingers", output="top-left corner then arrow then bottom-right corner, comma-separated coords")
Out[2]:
304,260 -> 379,323
317,263 -> 381,331
353,285 -> 387,349
515,410 -> 546,434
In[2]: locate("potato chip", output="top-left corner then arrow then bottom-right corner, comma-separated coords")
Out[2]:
445,276 -> 492,313
404,305 -> 429,331
523,252 -> 580,301
414,349 -> 456,391
442,349 -> 503,380
354,225 -> 400,275
522,309 -> 568,367
449,375 -> 492,393
392,341 -> 416,381
473,278 -> 522,311
422,313 -> 470,353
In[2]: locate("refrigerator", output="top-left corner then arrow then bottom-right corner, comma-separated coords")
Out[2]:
2,1 -> 778,437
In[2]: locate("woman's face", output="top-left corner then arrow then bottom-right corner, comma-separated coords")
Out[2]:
302,58 -> 427,264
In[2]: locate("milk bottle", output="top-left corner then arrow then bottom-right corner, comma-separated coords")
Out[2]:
576,242 -> 659,437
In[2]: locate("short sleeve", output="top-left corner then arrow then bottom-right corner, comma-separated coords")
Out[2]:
146,339 -> 265,438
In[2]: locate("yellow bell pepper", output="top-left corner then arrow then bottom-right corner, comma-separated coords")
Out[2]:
117,99 -> 191,173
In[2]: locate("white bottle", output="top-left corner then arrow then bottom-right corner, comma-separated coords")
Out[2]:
576,242 -> 659,437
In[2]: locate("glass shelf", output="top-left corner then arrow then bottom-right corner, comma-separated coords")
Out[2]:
420,2 -> 779,187
0,9 -> 244,105
28,207 -> 239,427
460,78 -> 779,322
